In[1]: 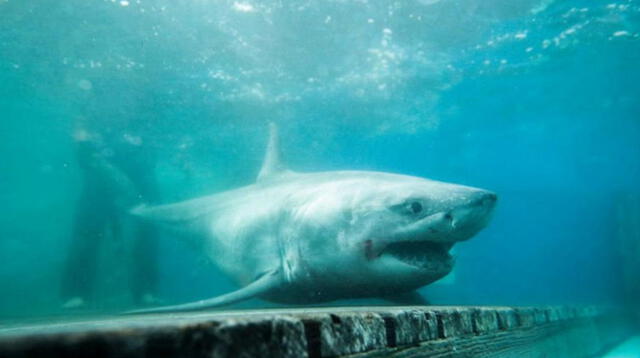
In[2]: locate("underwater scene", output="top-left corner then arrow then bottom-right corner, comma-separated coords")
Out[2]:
1,0 -> 640,324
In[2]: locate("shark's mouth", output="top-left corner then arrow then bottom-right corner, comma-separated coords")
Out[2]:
382,241 -> 454,271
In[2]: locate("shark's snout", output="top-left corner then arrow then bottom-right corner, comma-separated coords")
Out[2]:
388,189 -> 496,244
444,190 -> 497,240
473,191 -> 497,209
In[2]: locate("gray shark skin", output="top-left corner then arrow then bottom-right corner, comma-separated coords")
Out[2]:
129,124 -> 497,313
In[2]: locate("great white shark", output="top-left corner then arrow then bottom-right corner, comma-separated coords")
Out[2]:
130,124 -> 497,313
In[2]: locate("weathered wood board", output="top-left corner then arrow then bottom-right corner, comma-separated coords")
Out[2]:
0,306 -> 636,357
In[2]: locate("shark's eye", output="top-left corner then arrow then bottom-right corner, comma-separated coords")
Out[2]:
410,202 -> 422,214
390,200 -> 425,215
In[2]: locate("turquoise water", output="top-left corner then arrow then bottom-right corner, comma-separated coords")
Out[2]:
602,336 -> 640,358
1,0 -> 639,319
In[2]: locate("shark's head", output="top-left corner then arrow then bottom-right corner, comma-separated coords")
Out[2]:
361,174 -> 496,286
287,171 -> 497,295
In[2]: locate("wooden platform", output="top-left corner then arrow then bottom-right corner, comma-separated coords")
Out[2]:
0,306 -> 637,357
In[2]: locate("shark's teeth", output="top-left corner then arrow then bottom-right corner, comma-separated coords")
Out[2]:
382,241 -> 453,270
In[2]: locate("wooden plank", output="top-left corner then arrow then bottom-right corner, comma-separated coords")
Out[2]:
0,306 -> 635,358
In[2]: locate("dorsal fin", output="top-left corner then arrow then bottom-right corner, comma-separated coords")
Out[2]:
257,122 -> 288,181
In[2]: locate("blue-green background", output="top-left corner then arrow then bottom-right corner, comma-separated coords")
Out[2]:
1,0 -> 639,319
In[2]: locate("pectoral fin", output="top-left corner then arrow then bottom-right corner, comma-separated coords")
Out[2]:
125,270 -> 282,314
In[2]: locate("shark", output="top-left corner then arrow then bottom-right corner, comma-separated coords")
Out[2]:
130,124 -> 497,313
